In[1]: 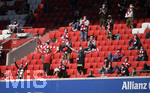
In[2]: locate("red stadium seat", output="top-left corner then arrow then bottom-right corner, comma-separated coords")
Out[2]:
106,41 -> 112,46
108,46 -> 115,51
30,59 -> 37,65
94,30 -> 100,36
27,54 -> 34,60
88,31 -> 94,36
130,62 -> 138,68
34,54 -> 41,59
99,41 -> 106,46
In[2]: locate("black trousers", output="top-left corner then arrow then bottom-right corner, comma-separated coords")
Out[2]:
58,70 -> 67,78
43,63 -> 50,76
0,56 -> 2,65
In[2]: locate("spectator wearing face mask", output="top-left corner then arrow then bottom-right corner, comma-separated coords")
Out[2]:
108,48 -> 124,62
8,19 -> 20,33
129,34 -> 141,50
68,45 -> 93,75
118,64 -> 129,76
79,16 -> 90,41
105,15 -> 114,40
99,57 -> 112,74
118,4 -> 135,29
87,70 -> 95,77
112,57 -> 130,73
88,36 -> 96,50
136,46 -> 148,61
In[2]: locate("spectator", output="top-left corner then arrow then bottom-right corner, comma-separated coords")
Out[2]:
61,29 -> 69,42
136,46 -> 148,61
87,70 -> 95,77
129,34 -> 141,50
101,71 -> 107,78
114,34 -> 121,40
99,4 -> 107,30
118,64 -> 129,76
68,45 -> 93,75
0,2 -> 8,15
142,63 -> 150,73
80,16 -> 90,41
8,19 -> 20,34
105,15 -> 114,40
130,68 -> 138,76
25,10 -> 35,24
14,58 -> 29,79
58,55 -> 68,78
43,0 -> 50,13
118,4 -> 134,29
40,48 -> 54,76
0,44 -> 4,65
145,29 -> 150,39
118,0 -> 127,19
69,10 -> 80,31
108,48 -> 124,62
99,57 -> 112,74
112,57 -> 130,73
88,36 -> 96,50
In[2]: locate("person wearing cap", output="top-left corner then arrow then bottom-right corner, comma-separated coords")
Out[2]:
68,45 -> 93,75
8,19 -> 20,33
129,34 -> 141,50
112,57 -> 130,74
99,57 -> 112,74
99,3 -> 107,30
118,4 -> 134,29
105,15 -> 114,40
87,70 -> 95,77
108,48 -> 124,62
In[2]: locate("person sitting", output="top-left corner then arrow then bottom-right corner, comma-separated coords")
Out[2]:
130,68 -> 138,76
112,57 -> 130,73
101,71 -> 107,78
99,57 -> 112,74
80,16 -> 90,41
69,10 -> 80,31
14,58 -> 29,79
105,15 -> 114,40
129,34 -> 141,50
145,29 -> 150,39
117,64 -> 129,76
108,48 -> 124,62
114,34 -> 121,40
142,63 -> 150,73
87,70 -> 95,77
88,36 -> 96,50
136,46 -> 148,61
8,19 -> 20,34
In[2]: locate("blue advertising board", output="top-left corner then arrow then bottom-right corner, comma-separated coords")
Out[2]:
0,77 -> 150,93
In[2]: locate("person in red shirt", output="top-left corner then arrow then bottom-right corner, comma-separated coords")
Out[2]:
112,57 -> 130,73
40,48 -> 54,76
61,29 -> 69,42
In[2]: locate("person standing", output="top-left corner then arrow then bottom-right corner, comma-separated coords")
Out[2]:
105,15 -> 114,40
99,4 -> 107,30
14,58 -> 29,79
80,16 -> 90,41
68,45 -> 93,75
118,4 -> 134,29
0,44 -> 4,65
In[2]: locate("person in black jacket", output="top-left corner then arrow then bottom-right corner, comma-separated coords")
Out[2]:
105,15 -> 114,40
136,46 -> 148,61
14,58 -> 29,79
129,34 -> 141,50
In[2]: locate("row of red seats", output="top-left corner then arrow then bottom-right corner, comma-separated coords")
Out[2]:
23,28 -> 46,35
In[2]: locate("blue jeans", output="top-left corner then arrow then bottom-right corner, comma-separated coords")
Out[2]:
128,46 -> 138,50
81,31 -> 88,41
136,57 -> 145,61
114,34 -> 121,40
108,52 -> 118,62
99,68 -> 110,74
73,23 -> 79,30
112,65 -> 121,73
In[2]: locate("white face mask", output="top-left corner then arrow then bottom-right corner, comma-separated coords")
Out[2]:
80,47 -> 82,50
140,48 -> 143,51
105,59 -> 107,62
125,59 -> 128,62
0,46 -> 2,49
117,50 -> 120,52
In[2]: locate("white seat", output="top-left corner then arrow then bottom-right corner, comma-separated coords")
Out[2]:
132,28 -> 139,34
0,35 -> 11,40
2,29 -> 9,35
139,28 -> 146,33
142,23 -> 150,28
